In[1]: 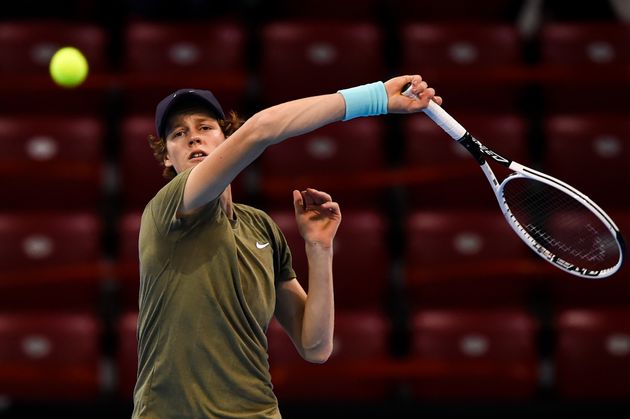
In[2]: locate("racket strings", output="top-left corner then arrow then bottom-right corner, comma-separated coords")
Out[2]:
501,177 -> 619,271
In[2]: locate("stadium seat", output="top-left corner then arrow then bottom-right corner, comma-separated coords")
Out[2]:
547,211 -> 630,306
260,21 -> 384,105
543,114 -> 630,209
554,308 -> 630,399
388,0 -> 525,22
404,210 -> 539,307
270,209 -> 390,309
0,212 -> 104,310
399,23 -> 527,111
116,311 -> 138,399
0,311 -> 102,401
258,118 -> 388,208
0,115 -> 105,211
118,114 -> 250,211
121,20 -> 247,114
0,20 -> 109,113
118,115 -> 169,211
402,113 -> 530,209
117,211 -> 142,309
538,23 -> 630,112
265,0 -> 380,19
267,310 -> 395,401
406,308 -> 539,400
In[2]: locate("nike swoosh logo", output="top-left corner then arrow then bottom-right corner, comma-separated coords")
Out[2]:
256,242 -> 270,249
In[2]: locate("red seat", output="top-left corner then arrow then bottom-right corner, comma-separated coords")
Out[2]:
0,20 -> 109,113
270,209 -> 390,309
121,20 -> 247,114
119,115 -> 169,211
116,311 -> 138,399
259,118 -> 388,208
399,23 -> 526,111
404,210 -> 538,307
118,114 -> 250,211
407,308 -> 539,400
260,21 -> 384,105
554,308 -> 630,399
548,211 -> 630,306
0,20 -> 107,74
0,115 -> 105,211
0,212 -> 103,309
538,23 -> 630,112
402,113 -> 529,209
543,114 -> 630,209
268,0 -> 381,19
267,310 -> 395,401
117,211 -> 142,309
388,0 -> 524,22
0,311 -> 102,401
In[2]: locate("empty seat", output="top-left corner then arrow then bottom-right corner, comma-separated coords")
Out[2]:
547,211 -> 630,306
117,211 -> 142,309
0,115 -> 105,211
538,23 -> 630,111
116,311 -> 138,399
270,209 -> 390,309
404,210 -> 538,307
118,114 -> 250,211
121,20 -> 247,114
118,115 -> 169,211
260,21 -> 384,105
0,20 -> 109,113
0,20 -> 107,74
259,118 -> 388,208
406,308 -> 539,400
388,0 -> 525,22
554,308 -> 630,399
399,23 -> 526,111
267,310 -> 395,400
402,113 -> 529,209
543,114 -> 630,209
0,212 -> 103,309
0,311 -> 102,401
266,0 -> 381,19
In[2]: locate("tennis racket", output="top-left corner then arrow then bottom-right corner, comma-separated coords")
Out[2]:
402,83 -> 625,279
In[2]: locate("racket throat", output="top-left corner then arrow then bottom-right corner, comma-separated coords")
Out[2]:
459,133 -> 512,167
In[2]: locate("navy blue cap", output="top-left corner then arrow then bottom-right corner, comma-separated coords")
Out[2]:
155,89 -> 225,138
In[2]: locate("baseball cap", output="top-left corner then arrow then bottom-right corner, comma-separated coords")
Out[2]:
155,88 -> 225,138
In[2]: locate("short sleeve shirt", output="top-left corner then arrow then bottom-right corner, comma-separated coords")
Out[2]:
132,168 -> 295,418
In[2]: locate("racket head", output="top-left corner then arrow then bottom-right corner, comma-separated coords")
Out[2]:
497,171 -> 625,278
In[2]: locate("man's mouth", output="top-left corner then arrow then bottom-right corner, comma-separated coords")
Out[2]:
189,151 -> 207,160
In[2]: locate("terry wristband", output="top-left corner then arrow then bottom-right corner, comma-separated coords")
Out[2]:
337,81 -> 388,121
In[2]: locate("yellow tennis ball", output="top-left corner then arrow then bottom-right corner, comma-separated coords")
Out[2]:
49,47 -> 89,88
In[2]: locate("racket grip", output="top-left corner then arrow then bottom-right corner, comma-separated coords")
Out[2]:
401,83 -> 467,141
423,101 -> 467,141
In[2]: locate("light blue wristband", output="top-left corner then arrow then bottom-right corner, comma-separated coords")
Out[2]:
337,81 -> 388,121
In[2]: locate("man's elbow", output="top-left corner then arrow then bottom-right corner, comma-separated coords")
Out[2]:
302,342 -> 333,364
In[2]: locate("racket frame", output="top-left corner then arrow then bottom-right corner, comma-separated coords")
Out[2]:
403,86 -> 625,278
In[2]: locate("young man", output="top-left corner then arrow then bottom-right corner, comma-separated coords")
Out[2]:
133,75 -> 441,418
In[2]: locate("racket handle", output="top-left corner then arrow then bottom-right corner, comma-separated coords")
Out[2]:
401,83 -> 467,141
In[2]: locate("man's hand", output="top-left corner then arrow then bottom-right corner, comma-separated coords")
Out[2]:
293,188 -> 342,248
385,74 -> 443,114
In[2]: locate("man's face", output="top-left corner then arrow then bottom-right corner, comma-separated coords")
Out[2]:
163,110 -> 225,174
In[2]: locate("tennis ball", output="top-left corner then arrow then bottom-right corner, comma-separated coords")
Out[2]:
49,47 -> 89,88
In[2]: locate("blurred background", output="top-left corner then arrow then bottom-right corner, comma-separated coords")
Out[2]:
1,0 -> 630,417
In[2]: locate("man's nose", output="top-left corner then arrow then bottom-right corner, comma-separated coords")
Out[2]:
188,137 -> 201,146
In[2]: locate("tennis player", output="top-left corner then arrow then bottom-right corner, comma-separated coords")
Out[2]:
132,74 -> 441,418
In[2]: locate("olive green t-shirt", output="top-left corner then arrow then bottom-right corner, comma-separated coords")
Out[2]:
132,168 -> 296,419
